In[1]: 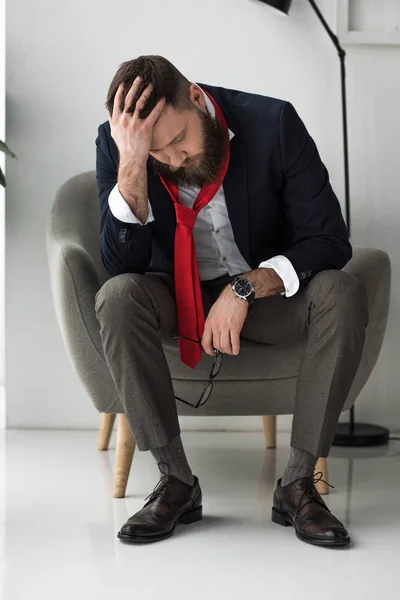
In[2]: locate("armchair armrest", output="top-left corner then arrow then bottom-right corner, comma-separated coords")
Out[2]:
342,247 -> 391,409
47,175 -> 121,414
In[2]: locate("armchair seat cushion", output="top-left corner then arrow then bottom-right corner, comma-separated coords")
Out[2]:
162,337 -> 305,381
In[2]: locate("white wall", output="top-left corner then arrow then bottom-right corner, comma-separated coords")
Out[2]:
5,0 -> 400,431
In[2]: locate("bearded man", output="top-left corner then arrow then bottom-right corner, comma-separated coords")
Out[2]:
95,55 -> 367,548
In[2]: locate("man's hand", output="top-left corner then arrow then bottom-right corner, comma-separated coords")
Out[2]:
201,268 -> 284,356
202,287 -> 248,356
108,77 -> 166,223
109,77 -> 165,165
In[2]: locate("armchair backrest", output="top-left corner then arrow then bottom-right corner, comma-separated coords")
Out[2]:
48,171 -> 109,285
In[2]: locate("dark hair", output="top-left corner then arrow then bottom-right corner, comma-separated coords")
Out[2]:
106,55 -> 192,118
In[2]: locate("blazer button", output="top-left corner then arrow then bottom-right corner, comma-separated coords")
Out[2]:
119,229 -> 127,243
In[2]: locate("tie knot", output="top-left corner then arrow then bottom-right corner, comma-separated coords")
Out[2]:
175,203 -> 197,230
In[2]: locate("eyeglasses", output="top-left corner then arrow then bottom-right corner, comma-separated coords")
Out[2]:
171,336 -> 223,409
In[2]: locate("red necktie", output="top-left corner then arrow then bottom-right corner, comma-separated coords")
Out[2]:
158,92 -> 230,369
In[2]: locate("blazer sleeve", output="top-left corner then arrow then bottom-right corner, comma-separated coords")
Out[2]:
278,102 -> 352,287
95,123 -> 152,276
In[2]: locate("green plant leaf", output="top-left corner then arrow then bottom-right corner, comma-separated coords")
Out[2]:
0,140 -> 17,159
0,167 -> 5,188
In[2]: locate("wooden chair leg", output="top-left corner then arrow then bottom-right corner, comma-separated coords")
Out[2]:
113,414 -> 136,499
262,415 -> 277,449
98,413 -> 116,451
315,457 -> 329,495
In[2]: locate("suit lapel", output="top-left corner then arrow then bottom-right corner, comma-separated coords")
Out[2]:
149,172 -> 176,258
223,136 -> 251,267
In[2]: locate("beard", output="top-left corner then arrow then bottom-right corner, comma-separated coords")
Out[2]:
153,107 -> 228,189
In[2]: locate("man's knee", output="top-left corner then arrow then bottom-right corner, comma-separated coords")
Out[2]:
308,270 -> 369,325
95,273 -> 149,319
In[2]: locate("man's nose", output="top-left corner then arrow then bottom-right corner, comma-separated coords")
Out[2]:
168,149 -> 186,169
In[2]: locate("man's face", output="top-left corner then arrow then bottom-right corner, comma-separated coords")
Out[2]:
149,87 -> 227,188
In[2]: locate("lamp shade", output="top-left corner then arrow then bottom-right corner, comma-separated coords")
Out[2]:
257,0 -> 292,14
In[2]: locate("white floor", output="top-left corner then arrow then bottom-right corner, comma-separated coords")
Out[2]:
1,429 -> 400,600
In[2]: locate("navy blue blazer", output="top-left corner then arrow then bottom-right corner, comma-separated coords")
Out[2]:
95,83 -> 351,287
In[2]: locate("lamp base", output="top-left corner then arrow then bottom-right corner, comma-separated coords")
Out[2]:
332,422 -> 390,447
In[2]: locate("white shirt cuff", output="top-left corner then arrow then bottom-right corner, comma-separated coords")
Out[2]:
259,255 -> 300,298
108,183 -> 155,225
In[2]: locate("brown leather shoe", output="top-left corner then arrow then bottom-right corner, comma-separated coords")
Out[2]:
272,475 -> 350,547
118,471 -> 202,544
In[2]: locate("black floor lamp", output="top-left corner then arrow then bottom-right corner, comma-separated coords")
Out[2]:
257,0 -> 390,447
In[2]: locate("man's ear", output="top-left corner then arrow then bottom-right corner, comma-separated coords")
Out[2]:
189,84 -> 207,111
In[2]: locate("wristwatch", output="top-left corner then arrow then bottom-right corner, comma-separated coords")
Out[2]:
230,276 -> 255,307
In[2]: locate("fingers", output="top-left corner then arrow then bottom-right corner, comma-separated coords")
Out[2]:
146,97 -> 166,126
111,76 -> 166,126
133,81 -> 153,117
230,330 -> 240,355
134,86 -> 166,125
220,330 -> 233,355
125,76 -> 143,107
219,329 -> 240,355
201,326 -> 214,356
111,78 -> 141,121
111,83 -> 125,121
202,327 -> 240,356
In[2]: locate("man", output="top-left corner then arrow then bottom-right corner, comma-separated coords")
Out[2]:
95,55 -> 368,548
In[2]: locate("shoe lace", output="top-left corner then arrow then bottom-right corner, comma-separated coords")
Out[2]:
294,472 -> 334,520
144,462 -> 173,509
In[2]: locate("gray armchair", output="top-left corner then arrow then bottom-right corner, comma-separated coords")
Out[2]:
47,172 -> 391,498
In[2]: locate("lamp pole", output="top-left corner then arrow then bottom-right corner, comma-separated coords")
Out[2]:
307,0 -> 350,233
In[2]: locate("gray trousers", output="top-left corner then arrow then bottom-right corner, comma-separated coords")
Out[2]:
95,269 -> 368,457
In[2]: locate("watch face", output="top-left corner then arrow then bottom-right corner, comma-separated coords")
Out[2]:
234,278 -> 253,298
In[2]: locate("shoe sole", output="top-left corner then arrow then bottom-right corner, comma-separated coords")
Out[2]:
117,505 -> 203,544
271,507 -> 351,548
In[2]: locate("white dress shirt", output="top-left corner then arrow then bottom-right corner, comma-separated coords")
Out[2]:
108,88 -> 300,296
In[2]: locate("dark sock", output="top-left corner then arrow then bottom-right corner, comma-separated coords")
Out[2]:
281,448 -> 318,487
150,435 -> 194,486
